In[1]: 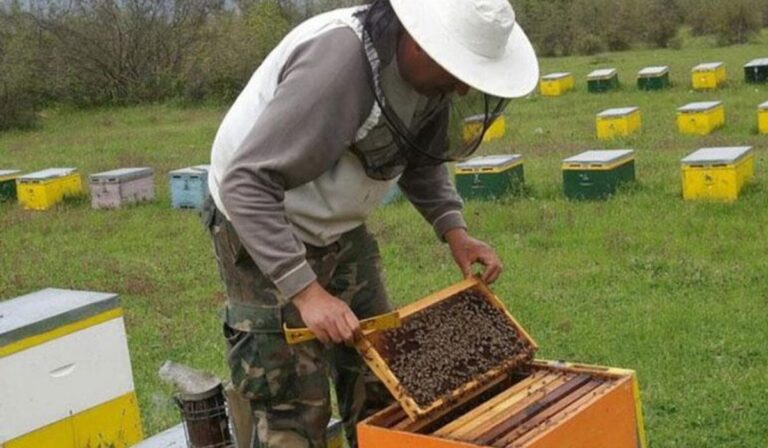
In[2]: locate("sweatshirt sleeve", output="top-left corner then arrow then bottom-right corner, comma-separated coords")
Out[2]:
219,27 -> 375,299
398,103 -> 468,241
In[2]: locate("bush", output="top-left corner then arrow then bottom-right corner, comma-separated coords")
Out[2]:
575,34 -> 606,55
184,1 -> 292,102
0,8 -> 40,129
713,0 -> 763,44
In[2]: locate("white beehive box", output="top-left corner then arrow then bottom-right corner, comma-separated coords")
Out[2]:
0,288 -> 143,447
88,167 -> 155,209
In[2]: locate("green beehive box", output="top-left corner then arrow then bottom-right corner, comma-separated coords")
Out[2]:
0,169 -> 22,202
455,154 -> 524,200
562,150 -> 635,200
587,68 -> 619,93
744,58 -> 768,83
637,66 -> 670,90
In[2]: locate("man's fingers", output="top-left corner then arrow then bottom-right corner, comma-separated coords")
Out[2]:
328,322 -> 344,344
342,312 -> 362,341
458,257 -> 473,278
334,316 -> 355,344
313,326 -> 331,345
474,251 -> 502,284
484,262 -> 502,284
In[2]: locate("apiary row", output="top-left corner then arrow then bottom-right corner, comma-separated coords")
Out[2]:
0,165 -> 210,211
539,58 -> 768,96
458,101 -> 766,145
595,100 -> 765,139
455,146 -> 755,202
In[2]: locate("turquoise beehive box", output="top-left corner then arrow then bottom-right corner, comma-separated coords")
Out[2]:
169,165 -> 209,210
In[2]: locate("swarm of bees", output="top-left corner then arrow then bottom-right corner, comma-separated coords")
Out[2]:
379,289 -> 533,407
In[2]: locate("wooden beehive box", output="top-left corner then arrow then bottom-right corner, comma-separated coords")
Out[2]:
637,66 -> 670,90
0,288 -> 144,448
744,58 -> 768,84
16,168 -> 84,211
587,69 -> 619,93
455,155 -> 524,200
169,165 -> 209,210
691,62 -> 726,89
596,107 -> 641,140
356,278 -> 647,448
539,72 -> 574,97
463,114 -> 507,144
677,101 -> 725,135
681,146 -> 754,202
88,167 -> 155,209
0,169 -> 22,202
758,101 -> 768,135
562,150 -> 636,200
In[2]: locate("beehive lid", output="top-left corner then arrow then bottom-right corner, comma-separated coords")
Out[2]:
0,288 -> 119,350
0,169 -> 21,182
678,101 -> 723,112
587,68 -> 617,80
563,149 -> 634,165
597,106 -> 639,117
456,154 -> 523,171
759,100 -> 768,110
191,164 -> 211,173
170,167 -> 207,176
132,424 -> 186,448
356,278 -> 538,420
463,112 -> 503,124
542,72 -> 571,80
744,58 -> 768,68
19,168 -> 77,181
638,66 -> 669,77
692,62 -> 723,71
89,167 -> 153,183
681,146 -> 752,165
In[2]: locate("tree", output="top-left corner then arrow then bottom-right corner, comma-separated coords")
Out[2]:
29,0 -> 223,104
0,3 -> 40,129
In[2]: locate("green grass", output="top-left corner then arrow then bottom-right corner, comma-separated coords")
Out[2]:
2,35 -> 768,446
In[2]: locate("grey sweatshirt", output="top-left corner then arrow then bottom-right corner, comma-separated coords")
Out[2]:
212,25 -> 466,299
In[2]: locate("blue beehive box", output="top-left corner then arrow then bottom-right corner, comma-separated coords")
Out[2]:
382,184 -> 402,205
169,165 -> 209,209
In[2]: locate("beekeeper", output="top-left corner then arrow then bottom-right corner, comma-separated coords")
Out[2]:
203,0 -> 539,446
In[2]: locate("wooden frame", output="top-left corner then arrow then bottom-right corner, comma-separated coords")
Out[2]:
357,360 -> 647,448
355,278 -> 538,420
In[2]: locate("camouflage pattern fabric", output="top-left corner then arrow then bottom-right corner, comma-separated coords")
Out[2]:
202,198 -> 393,447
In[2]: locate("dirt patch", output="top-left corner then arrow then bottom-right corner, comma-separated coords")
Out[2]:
375,289 -> 533,407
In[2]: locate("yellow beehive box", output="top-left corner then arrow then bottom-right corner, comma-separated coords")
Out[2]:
463,114 -> 507,144
758,101 -> 768,134
681,146 -> 754,201
0,288 -> 144,448
539,72 -> 574,97
677,101 -> 725,135
692,62 -> 726,89
16,168 -> 84,210
596,107 -> 641,140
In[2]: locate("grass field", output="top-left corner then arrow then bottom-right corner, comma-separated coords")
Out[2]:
2,33 -> 768,447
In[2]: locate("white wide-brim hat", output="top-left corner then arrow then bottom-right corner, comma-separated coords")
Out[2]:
390,0 -> 539,99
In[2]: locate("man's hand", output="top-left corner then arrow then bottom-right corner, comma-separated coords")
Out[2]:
444,228 -> 503,284
291,281 -> 361,345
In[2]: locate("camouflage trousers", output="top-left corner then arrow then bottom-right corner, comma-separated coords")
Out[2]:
203,199 -> 393,448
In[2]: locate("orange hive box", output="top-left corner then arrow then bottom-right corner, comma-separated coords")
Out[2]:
356,278 -> 647,448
